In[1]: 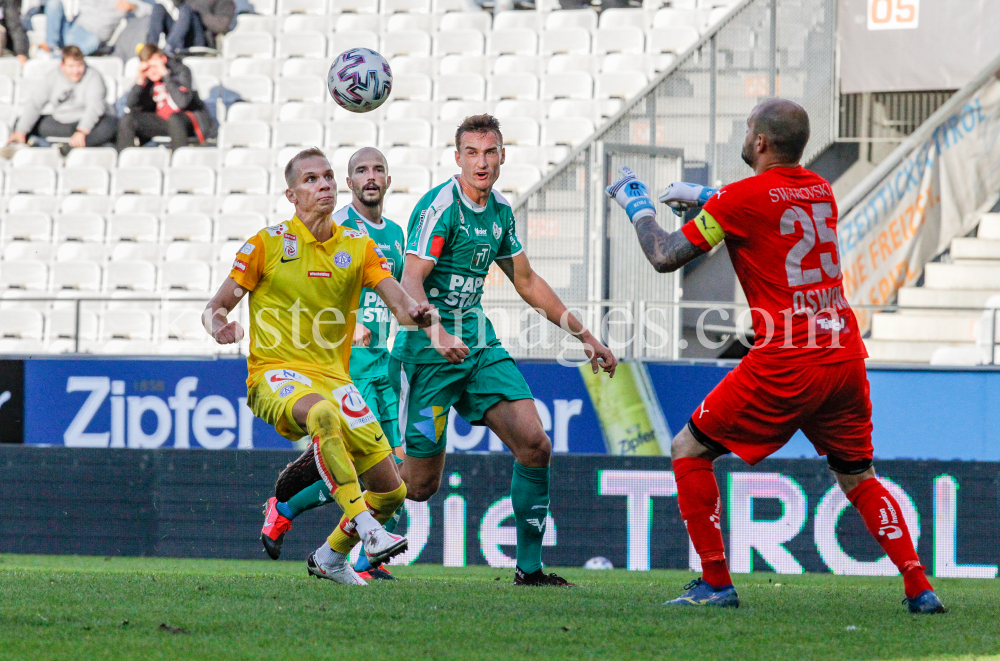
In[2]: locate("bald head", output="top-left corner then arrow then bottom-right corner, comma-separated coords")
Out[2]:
741,98 -> 810,169
347,147 -> 390,211
347,146 -> 387,174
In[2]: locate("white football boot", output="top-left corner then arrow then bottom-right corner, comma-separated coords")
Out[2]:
306,552 -> 367,585
362,528 -> 408,567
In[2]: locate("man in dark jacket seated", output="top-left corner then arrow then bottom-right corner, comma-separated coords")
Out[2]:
116,43 -> 217,151
146,0 -> 235,54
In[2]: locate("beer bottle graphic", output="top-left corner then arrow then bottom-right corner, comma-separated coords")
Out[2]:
579,362 -> 671,456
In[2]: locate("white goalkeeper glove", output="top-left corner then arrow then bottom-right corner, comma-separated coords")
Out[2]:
658,182 -> 719,216
605,166 -> 656,224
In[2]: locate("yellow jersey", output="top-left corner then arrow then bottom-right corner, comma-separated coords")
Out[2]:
229,214 -> 394,387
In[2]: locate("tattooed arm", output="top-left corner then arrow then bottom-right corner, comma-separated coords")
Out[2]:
632,217 -> 707,273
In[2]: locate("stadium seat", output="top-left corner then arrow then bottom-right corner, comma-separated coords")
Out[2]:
166,195 -> 219,214
54,213 -> 105,242
281,59 -> 330,78
435,29 -> 485,57
381,118 -> 433,147
494,164 -> 541,196
219,166 -> 270,195
337,13 -> 382,32
432,164 -> 460,185
217,241 -> 245,266
386,146 -> 438,167
385,13 -> 431,31
160,260 -> 212,292
0,76 -> 13,104
114,195 -> 166,215
64,147 -> 117,170
493,11 -> 542,31
547,98 -> 601,120
113,167 -> 163,196
220,120 -> 272,149
162,213 -> 214,242
171,147 -> 222,169
382,30 -> 432,58
435,72 -> 485,101
164,242 -> 218,264
59,195 -> 113,215
390,73 -> 433,101
493,99 -> 546,120
430,0 -> 462,12
439,11 -> 489,32
110,243 -> 163,262
387,164 -> 430,193
278,102 -> 326,122
329,31 -> 380,54
221,194 -> 272,215
543,72 -> 594,99
487,29 -> 538,57
228,57 -> 280,78
3,242 -> 55,262
599,8 -> 648,29
1,213 -> 52,242
540,28 -> 592,56
235,14 -> 279,31
276,75 -> 326,103
183,56 -> 225,82
222,31 -> 275,58
11,147 -> 61,169
6,166 -> 56,195
381,0 -> 431,13
55,242 -> 109,263
226,102 -> 278,123
652,8 -> 704,32
104,261 -> 157,292
269,164 -> 292,194
0,260 -> 48,291
108,213 -> 160,243
543,116 -> 596,146
595,27 -> 645,55
545,8 -> 597,30
6,194 -> 52,214
216,213 -> 269,241
494,54 -> 542,76
119,147 -> 170,170
597,70 -> 649,99
282,13 -> 336,32
385,99 -> 436,121
274,119 -> 325,147
438,100 -> 482,121
274,196 -> 295,217
165,166 -> 217,195
388,55 -> 436,76
327,118 -> 379,147
277,31 -> 327,58
100,309 -> 154,339
0,309 -> 44,339
223,75 -> 274,103
501,117 -> 541,145
161,304 -> 212,342
602,53 -> 652,75
222,148 -> 273,171
489,72 -> 539,101
648,26 -> 700,56
547,53 -> 598,75
382,193 -> 421,222
50,261 -> 102,292
440,54 -> 489,76
278,0 -> 326,13
46,309 -> 98,349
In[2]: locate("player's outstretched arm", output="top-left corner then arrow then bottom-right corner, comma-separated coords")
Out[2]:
605,166 -> 708,274
496,253 -> 617,377
203,276 -> 247,345
399,257 -> 470,364
374,277 -> 438,329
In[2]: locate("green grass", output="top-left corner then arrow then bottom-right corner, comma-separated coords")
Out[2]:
0,555 -> 996,661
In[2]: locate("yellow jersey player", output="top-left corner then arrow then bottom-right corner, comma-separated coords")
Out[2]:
203,147 -> 437,585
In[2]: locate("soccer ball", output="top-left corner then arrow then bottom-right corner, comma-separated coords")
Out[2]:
583,556 -> 614,570
328,48 -> 393,113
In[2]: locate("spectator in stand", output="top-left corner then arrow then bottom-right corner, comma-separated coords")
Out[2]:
116,43 -> 216,151
42,0 -> 139,56
1,0 -> 30,65
7,46 -> 117,154
146,0 -> 235,54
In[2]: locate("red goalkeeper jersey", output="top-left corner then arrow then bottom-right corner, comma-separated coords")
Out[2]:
681,166 -> 867,365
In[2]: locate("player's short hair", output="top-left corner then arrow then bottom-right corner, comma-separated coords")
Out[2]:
137,43 -> 164,62
284,147 -> 329,188
61,46 -> 84,62
455,114 -> 503,150
752,99 -> 810,162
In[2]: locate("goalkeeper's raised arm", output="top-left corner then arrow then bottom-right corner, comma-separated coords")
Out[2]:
605,166 -> 713,274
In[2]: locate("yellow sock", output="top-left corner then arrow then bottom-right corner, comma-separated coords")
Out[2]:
327,482 -> 407,554
307,401 -> 366,522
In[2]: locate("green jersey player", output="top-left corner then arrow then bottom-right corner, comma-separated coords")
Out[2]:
390,114 -> 618,586
260,147 -> 407,580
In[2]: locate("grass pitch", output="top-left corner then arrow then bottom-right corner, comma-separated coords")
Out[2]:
0,555 -> 996,661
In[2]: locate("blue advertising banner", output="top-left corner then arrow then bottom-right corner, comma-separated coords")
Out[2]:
21,358 -> 1000,460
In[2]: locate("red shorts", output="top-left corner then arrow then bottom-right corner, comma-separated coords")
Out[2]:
688,354 -> 873,466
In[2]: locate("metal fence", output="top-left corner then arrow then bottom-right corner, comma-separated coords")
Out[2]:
500,0 -> 838,359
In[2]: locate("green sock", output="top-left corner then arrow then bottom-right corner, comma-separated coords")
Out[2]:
511,463 -> 550,574
384,504 -> 403,534
285,480 -> 333,518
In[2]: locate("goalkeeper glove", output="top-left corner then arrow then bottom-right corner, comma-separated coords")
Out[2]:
605,166 -> 656,224
658,182 -> 719,216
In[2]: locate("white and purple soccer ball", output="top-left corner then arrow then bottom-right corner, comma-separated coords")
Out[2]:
328,48 -> 393,113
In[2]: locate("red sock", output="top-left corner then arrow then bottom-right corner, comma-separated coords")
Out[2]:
847,478 -> 933,599
673,457 -> 731,588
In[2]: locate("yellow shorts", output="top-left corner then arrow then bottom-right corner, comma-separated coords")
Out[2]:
247,367 -> 393,476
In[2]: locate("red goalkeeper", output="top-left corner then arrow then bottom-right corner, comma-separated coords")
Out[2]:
605,97 -> 945,614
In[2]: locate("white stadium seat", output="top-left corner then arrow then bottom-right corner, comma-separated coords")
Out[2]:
381,118 -> 433,147
488,29 -> 538,57
274,119 -> 325,147
390,73 -> 433,101
235,13 -> 279,31
648,26 -> 700,55
221,194 -> 272,214
282,14 -> 335,32
3,242 -> 55,262
598,8 -> 648,29
0,309 -> 44,338
47,309 -> 98,345
438,100 -> 482,121
114,195 -> 165,215
278,102 -> 326,122
162,213 -> 214,242
337,14 -> 382,32
389,55 -> 436,76
494,54 -> 542,75
493,11 -> 542,31
277,31 -> 327,58
489,72 -> 539,101
501,117 -> 541,145
183,56 -> 225,82
8,195 -> 56,215
104,261 -> 157,292
381,0 -> 431,13
540,28 -> 592,56
494,99 -> 546,120
223,75 -> 274,103
222,31 -> 275,58
440,54 -> 490,76
385,99 -> 436,121
494,164 -> 541,196
276,75 -> 326,103
278,0 -> 327,13
54,213 -> 105,242
226,102 -> 278,123
108,213 -> 160,243
0,260 -> 48,291
166,195 -> 218,214
59,195 -> 113,215
111,243 -> 163,262
160,260 -> 212,292
545,8 -> 597,30
382,30 -> 433,58
113,167 -> 163,196
385,13 -> 431,31
119,147 -> 170,170
382,193 -> 421,222
163,242 -> 218,263
228,57 -> 280,78
224,148 -> 276,169
100,309 -> 153,339
327,118 -> 379,147
439,11 -> 490,32
55,242 -> 109,263
595,26 -> 645,55
281,59 -> 330,78
543,116 -> 596,147
434,29 -> 485,57
12,148 -> 62,169
329,31 -> 380,55
7,166 -> 57,195
597,70 -> 649,99
216,213 -> 269,241
171,147 -> 222,169
652,8 -> 704,31
387,164 -> 431,193
221,120 -> 272,149
543,71 -> 594,99
219,166 -> 270,195
1,213 -> 52,242
435,72 -> 485,101
65,147 -> 117,169
51,261 -> 102,292
166,166 -> 217,195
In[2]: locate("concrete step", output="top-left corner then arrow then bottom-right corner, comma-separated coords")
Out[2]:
864,339 -> 970,363
897,287 -> 1000,309
951,237 -> 1000,260
979,213 -> 1000,240
923,262 -> 1000,290
870,312 -> 980,342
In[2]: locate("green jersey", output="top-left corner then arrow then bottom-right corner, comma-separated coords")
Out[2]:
335,204 -> 406,380
391,176 -> 523,364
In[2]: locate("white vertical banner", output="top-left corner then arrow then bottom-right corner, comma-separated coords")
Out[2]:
838,79 -> 1000,330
